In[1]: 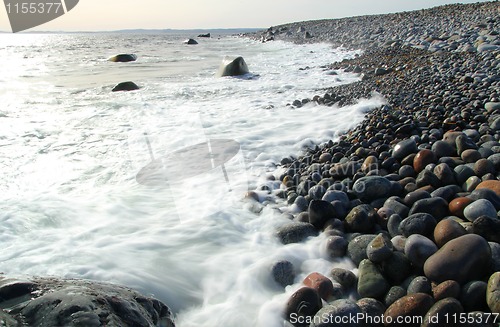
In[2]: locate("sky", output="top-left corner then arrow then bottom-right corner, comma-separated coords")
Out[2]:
0,0 -> 495,32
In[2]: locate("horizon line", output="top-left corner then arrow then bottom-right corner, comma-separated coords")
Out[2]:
0,27 -> 265,34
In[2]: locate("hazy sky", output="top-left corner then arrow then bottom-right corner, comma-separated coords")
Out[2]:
0,0 -> 495,32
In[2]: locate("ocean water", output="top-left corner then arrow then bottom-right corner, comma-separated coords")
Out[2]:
0,32 -> 385,326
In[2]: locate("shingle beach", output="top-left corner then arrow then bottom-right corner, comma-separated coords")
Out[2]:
248,2 -> 500,326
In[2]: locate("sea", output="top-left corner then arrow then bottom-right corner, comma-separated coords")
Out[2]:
0,32 -> 386,326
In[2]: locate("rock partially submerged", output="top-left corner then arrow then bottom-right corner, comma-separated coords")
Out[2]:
112,81 -> 140,92
108,54 -> 137,62
184,38 -> 198,45
0,276 -> 175,327
217,56 -> 250,77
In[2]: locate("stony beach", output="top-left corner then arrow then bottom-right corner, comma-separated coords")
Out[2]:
248,1 -> 500,326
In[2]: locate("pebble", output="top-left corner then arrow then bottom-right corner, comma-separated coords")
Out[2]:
356,298 -> 386,326
408,197 -> 449,221
390,235 -> 407,253
361,155 -> 378,173
357,259 -> 390,299
469,188 -> 500,210
310,299 -> 361,327
324,235 -> 348,259
454,165 -> 476,185
404,234 -> 438,268
474,158 -> 496,177
430,185 -> 461,202
271,260 -> 295,287
489,242 -> 500,272
423,234 -> 491,284
345,205 -> 377,233
407,276 -> 432,295
431,140 -> 456,158
330,268 -> 357,290
303,272 -> 335,301
487,272 -> 500,314
456,134 -> 478,155
415,169 -> 441,189
285,287 -> 322,323
276,222 -> 318,244
384,293 -> 435,327
433,163 -> 456,185
476,180 -> 500,197
308,200 -> 336,229
322,190 -> 349,204
433,218 -> 467,248
413,149 -> 437,173
473,215 -> 500,243
347,234 -> 377,265
464,175 -> 482,192
319,152 -> 332,163
403,190 -> 430,207
421,298 -> 463,327
380,251 -> 412,284
393,139 -> 418,160
387,214 -> 402,237
432,280 -> 461,301
366,233 -> 393,263
460,280 -> 488,312
461,149 -> 482,163
384,286 -> 407,307
485,102 -> 500,113
385,196 -> 410,217
352,176 -> 392,202
399,213 -> 437,238
463,199 -> 497,221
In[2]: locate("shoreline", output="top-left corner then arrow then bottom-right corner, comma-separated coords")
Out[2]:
246,1 -> 500,326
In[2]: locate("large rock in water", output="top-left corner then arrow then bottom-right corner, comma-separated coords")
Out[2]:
0,276 -> 175,327
423,234 -> 491,284
112,81 -> 140,92
217,56 -> 250,77
108,54 -> 137,62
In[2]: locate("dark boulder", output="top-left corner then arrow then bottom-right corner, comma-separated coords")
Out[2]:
112,81 -> 140,92
108,54 -> 137,62
0,276 -> 175,327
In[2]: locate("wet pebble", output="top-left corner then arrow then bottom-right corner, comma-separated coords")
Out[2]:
423,234 -> 491,284
463,199 -> 497,221
405,234 -> 438,268
271,260 -> 295,287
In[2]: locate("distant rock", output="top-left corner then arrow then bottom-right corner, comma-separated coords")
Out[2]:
108,54 -> 137,62
217,56 -> 250,77
112,81 -> 140,92
184,38 -> 198,45
477,43 -> 500,52
198,33 -> 211,38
